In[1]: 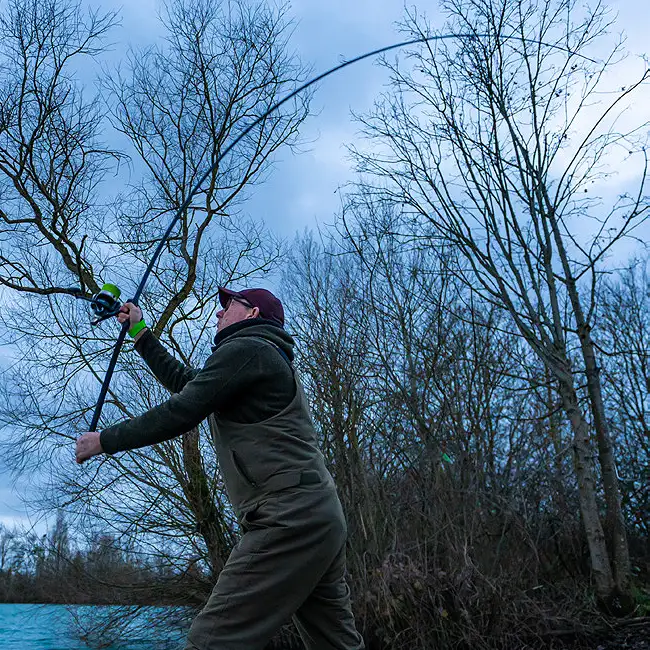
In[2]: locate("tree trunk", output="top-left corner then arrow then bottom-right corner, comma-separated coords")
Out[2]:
546,372 -> 569,519
182,429 -> 232,578
577,323 -> 631,595
557,376 -> 614,599
548,210 -> 632,598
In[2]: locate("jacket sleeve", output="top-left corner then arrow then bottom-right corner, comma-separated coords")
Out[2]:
100,339 -> 259,455
134,329 -> 198,393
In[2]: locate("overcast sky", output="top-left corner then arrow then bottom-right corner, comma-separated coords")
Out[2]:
1,0 -> 648,531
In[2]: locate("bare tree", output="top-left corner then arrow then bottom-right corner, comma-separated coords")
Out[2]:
349,0 -> 650,606
283,220 -> 573,647
0,524 -> 17,573
599,260 -> 650,540
0,0 -> 119,297
283,230 -> 383,555
0,0 -> 310,607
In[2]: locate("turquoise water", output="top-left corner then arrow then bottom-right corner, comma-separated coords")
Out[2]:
0,604 -> 187,649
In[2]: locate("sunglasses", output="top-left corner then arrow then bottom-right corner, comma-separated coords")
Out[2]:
225,296 -> 254,310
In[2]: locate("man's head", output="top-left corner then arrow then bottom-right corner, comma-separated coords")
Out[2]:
216,287 -> 284,331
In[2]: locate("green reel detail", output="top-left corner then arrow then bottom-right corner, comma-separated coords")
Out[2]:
100,283 -> 121,300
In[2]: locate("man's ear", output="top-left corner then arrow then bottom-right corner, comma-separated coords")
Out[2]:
247,306 -> 260,320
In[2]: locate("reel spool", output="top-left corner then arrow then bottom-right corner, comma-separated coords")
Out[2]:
74,283 -> 123,326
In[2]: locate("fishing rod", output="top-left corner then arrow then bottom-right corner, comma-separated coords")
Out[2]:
82,31 -> 595,432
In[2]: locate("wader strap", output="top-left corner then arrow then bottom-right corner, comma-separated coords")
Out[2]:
263,469 -> 322,493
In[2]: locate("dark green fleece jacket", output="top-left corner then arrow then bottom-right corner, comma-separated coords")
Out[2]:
100,319 -> 296,455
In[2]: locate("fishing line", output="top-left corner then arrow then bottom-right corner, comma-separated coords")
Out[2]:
87,31 -> 597,432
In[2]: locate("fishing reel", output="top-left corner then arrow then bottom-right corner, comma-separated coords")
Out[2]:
73,283 -> 123,326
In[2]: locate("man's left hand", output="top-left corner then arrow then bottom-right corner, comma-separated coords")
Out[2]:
76,431 -> 104,464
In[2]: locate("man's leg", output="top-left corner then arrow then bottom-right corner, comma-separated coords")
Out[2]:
293,544 -> 365,650
184,491 -> 347,650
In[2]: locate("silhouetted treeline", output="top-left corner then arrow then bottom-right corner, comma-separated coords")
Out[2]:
0,512 -> 208,606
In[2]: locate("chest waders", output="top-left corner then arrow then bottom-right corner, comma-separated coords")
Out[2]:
185,338 -> 365,650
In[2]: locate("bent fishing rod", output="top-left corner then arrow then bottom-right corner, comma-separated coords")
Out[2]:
79,31 -> 594,432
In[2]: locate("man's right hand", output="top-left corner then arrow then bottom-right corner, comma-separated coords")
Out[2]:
118,302 -> 143,327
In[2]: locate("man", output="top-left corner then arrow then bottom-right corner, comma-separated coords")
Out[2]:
75,287 -> 365,650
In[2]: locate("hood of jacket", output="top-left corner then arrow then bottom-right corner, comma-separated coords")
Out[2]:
212,318 -> 295,361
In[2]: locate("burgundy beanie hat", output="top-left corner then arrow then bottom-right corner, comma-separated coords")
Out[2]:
218,287 -> 285,327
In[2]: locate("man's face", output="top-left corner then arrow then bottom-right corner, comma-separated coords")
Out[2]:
216,296 -> 259,331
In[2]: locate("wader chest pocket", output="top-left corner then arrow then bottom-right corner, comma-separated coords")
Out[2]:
231,451 -> 257,487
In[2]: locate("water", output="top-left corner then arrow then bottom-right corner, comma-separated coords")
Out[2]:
0,604 -> 187,649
